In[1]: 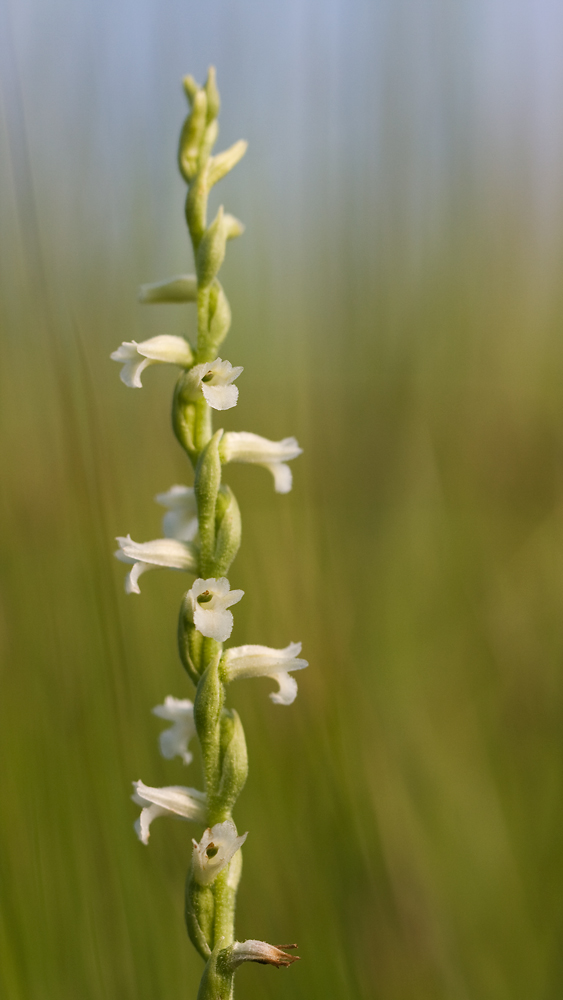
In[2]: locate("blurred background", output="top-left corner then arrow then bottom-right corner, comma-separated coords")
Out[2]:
2,0 -> 563,997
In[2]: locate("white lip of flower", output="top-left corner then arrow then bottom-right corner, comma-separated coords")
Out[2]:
187,577 -> 245,642
182,357 -> 243,410
110,335 -> 193,388
221,642 -> 308,705
220,432 -> 302,493
191,820 -> 248,886
152,696 -> 196,765
131,780 -> 207,845
155,485 -> 198,542
115,535 -> 198,594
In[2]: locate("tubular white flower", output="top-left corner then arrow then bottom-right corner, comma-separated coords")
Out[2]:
191,820 -> 248,886
221,642 -> 308,705
115,535 -> 198,594
152,696 -> 196,765
182,357 -> 243,410
155,485 -> 198,542
132,780 -> 207,845
220,432 -> 302,493
187,577 -> 244,642
110,335 -> 193,387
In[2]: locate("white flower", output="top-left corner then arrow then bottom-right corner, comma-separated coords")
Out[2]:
132,780 -> 206,845
110,335 -> 193,388
115,535 -> 198,594
191,820 -> 248,885
229,940 -> 299,968
155,485 -> 198,542
220,432 -> 302,493
152,696 -> 196,765
221,642 -> 308,705
182,357 -> 243,410
187,577 -> 244,642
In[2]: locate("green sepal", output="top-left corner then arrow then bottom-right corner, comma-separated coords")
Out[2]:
196,943 -> 234,1000
194,654 -> 224,796
209,709 -> 248,821
178,602 -> 202,683
204,66 -> 220,123
195,429 -> 223,576
185,869 -> 214,960
213,486 -> 241,577
179,89 -> 208,182
196,206 -> 228,288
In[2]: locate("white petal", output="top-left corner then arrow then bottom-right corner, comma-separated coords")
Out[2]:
269,672 -> 299,705
135,802 -> 167,844
265,461 -> 292,493
202,382 -> 239,410
110,342 -> 139,362
155,485 -> 197,511
221,642 -> 307,704
152,695 -> 194,720
121,356 -> 152,388
152,697 -> 196,765
116,536 -> 197,571
221,432 -> 302,464
136,335 -> 193,365
132,780 -> 206,818
126,561 -> 154,594
222,642 -> 306,676
193,605 -> 234,642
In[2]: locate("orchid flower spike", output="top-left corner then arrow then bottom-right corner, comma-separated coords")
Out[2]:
220,431 -> 302,493
191,820 -> 248,885
182,357 -> 243,410
155,485 -> 198,542
221,642 -> 308,705
115,535 -> 198,594
132,780 -> 206,844
152,696 -> 196,765
186,577 -> 244,642
110,335 -> 193,387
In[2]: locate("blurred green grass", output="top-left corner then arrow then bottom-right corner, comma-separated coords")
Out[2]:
3,5 -> 563,998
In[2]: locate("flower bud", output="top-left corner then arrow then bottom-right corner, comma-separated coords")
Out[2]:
138,274 -> 198,303
178,88 -> 208,182
182,75 -> 199,105
204,66 -> 220,122
223,214 -> 245,240
208,140 -> 248,188
196,206 -> 228,288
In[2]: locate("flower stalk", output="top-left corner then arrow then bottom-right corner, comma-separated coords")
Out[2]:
111,67 -> 305,998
